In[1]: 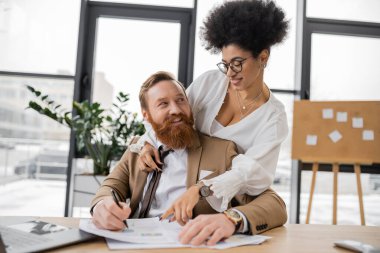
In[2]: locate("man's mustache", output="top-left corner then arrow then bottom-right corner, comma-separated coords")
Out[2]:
160,113 -> 194,129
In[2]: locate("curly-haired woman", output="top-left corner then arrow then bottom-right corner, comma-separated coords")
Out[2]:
135,0 -> 289,226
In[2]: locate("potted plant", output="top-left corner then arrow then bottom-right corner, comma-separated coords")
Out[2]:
26,85 -> 145,175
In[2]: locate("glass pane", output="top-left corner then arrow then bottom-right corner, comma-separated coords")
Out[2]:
306,33 -> 380,225
265,0 -> 297,90
271,93 -> 294,219
310,34 -> 380,100
89,0 -> 193,8
300,171 -> 380,225
0,75 -> 73,216
193,0 -> 222,78
194,0 -> 297,90
0,0 -> 80,75
307,0 -> 380,23
92,18 -> 180,116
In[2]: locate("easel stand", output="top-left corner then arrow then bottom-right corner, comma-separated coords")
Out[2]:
304,161 -> 366,225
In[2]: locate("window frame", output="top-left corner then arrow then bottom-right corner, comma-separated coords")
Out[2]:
292,0 -> 380,224
66,0 -> 197,216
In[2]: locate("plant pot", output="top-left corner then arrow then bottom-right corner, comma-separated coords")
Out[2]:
69,158 -> 119,216
72,174 -> 107,208
71,158 -> 107,208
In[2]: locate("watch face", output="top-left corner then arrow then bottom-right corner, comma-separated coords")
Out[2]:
224,209 -> 243,226
200,186 -> 211,197
223,209 -> 243,231
226,210 -> 241,219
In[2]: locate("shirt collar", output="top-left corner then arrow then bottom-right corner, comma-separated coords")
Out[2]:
156,140 -> 185,154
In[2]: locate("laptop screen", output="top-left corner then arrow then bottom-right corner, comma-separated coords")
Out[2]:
0,218 -> 95,253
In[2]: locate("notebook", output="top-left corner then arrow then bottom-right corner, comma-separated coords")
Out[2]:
0,217 -> 96,253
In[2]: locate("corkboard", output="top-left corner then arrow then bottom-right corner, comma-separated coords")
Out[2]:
292,100 -> 380,164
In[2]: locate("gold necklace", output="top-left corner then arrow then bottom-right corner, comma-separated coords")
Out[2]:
235,88 -> 263,118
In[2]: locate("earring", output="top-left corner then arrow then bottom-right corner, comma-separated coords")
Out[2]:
261,62 -> 267,69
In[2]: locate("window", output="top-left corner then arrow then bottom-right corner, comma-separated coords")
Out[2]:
306,0 -> 380,23
310,34 -> 380,101
0,76 -> 73,216
89,0 -> 194,8
92,18 -> 180,115
0,0 -> 80,75
0,0 -> 80,216
297,0 -> 380,225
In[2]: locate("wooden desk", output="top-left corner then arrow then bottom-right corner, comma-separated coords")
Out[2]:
39,217 -> 380,253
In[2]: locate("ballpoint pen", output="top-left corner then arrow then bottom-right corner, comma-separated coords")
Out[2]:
110,189 -> 128,227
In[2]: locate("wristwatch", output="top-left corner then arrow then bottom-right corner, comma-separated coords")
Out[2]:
223,209 -> 243,232
195,182 -> 213,198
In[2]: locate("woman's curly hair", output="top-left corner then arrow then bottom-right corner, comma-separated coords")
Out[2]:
200,0 -> 289,57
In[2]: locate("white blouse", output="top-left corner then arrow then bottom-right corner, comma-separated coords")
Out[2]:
135,69 -> 288,211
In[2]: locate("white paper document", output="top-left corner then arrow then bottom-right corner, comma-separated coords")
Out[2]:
306,135 -> 318,146
106,233 -> 270,250
322,108 -> 334,119
362,130 -> 374,141
329,130 -> 342,143
352,117 -> 364,128
79,217 -> 179,244
336,112 -> 348,122
79,218 -> 270,249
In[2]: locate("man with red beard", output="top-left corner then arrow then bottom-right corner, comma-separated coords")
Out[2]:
91,71 -> 287,246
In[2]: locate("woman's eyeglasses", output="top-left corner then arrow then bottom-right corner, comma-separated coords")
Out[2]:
216,56 -> 252,74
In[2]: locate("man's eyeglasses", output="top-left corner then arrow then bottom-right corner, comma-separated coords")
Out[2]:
216,56 -> 252,74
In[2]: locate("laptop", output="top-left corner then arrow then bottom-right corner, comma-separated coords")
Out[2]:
0,217 -> 96,253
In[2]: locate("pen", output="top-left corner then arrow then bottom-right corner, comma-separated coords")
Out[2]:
159,213 -> 174,222
110,189 -> 128,227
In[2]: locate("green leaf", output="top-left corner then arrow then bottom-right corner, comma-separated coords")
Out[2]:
26,85 -> 35,92
27,101 -> 43,112
25,85 -> 145,175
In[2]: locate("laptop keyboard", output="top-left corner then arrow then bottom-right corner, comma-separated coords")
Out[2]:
0,225 -> 53,252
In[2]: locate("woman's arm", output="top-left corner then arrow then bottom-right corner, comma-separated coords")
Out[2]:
129,121 -> 156,150
203,113 -> 289,211
129,122 -> 163,172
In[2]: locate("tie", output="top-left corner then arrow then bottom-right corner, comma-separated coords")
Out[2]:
138,146 -> 173,218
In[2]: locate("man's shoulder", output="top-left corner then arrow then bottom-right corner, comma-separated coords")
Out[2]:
198,132 -> 237,150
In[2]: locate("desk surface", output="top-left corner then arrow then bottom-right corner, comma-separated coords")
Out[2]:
34,217 -> 380,253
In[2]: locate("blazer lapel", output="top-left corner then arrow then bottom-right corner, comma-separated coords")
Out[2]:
130,170 -> 148,216
186,133 -> 202,188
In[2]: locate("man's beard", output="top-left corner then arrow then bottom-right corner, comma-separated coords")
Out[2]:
149,112 -> 197,149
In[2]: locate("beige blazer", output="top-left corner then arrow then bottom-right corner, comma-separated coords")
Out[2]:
91,132 -> 287,234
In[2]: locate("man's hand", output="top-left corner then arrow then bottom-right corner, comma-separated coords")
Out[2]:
92,197 -> 131,230
160,185 -> 200,226
179,214 -> 235,246
137,142 -> 162,172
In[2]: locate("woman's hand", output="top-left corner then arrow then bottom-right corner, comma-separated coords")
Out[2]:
137,142 -> 162,172
160,185 -> 201,226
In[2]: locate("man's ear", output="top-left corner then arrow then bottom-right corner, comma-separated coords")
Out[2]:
142,108 -> 149,122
